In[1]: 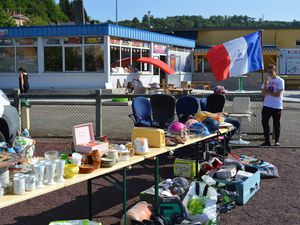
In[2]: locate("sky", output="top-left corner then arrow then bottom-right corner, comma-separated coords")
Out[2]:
56,0 -> 300,23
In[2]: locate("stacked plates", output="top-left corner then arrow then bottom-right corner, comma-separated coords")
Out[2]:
100,158 -> 115,168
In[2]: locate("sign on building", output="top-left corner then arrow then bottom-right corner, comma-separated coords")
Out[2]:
280,48 -> 300,75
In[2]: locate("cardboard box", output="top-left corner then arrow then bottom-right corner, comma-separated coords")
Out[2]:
72,123 -> 109,154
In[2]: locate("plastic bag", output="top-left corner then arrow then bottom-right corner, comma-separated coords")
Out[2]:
182,181 -> 218,224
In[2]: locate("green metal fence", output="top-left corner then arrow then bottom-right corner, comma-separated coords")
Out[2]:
4,89 -> 265,140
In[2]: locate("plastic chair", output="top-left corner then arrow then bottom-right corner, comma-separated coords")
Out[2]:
150,94 -> 176,129
128,97 -> 153,127
229,97 -> 251,145
176,96 -> 199,123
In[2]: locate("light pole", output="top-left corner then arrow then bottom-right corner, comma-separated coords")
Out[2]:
116,0 -> 118,25
147,11 -> 152,28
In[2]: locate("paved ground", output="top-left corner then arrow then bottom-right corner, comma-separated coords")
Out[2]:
0,96 -> 299,225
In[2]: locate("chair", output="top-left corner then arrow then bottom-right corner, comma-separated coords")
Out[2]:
205,94 -> 226,113
228,97 -> 251,145
150,94 -> 176,129
200,98 -> 207,111
128,97 -> 153,127
176,96 -> 199,123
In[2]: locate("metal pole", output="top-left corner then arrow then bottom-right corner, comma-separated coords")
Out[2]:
260,29 -> 264,83
116,0 -> 118,25
155,156 -> 159,209
148,11 -> 151,28
95,89 -> 102,137
88,179 -> 92,220
123,167 -> 127,225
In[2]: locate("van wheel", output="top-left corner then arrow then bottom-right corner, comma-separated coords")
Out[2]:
0,131 -> 6,143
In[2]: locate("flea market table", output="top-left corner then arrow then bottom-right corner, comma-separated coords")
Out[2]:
0,127 -> 232,225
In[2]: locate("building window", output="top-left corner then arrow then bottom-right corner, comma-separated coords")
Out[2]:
16,47 -> 38,72
85,45 -> 104,72
142,49 -> 150,71
44,46 -> 63,72
110,46 -> 121,69
132,48 -> 141,72
121,47 -> 131,71
65,47 -> 82,71
0,47 -> 15,72
296,40 -> 300,47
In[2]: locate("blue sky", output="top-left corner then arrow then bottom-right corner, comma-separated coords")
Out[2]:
56,0 -> 300,22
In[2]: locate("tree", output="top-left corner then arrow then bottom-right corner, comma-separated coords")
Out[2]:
0,3 -> 16,26
59,0 -> 71,20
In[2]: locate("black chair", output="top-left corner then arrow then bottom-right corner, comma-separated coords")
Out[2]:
150,94 -> 175,129
176,96 -> 199,123
129,96 -> 153,127
205,93 -> 226,113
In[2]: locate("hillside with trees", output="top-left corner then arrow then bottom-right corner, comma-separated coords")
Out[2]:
0,0 -> 299,30
116,15 -> 300,30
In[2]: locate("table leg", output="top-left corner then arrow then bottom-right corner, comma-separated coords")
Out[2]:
195,142 -> 199,178
88,179 -> 92,221
123,167 -> 127,225
155,156 -> 159,209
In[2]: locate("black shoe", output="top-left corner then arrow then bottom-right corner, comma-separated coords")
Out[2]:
275,142 -> 280,146
259,142 -> 271,147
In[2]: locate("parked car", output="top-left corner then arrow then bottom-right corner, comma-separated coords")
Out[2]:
0,89 -> 19,146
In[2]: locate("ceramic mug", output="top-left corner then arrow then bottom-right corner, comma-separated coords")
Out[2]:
25,174 -> 36,191
13,175 -> 25,195
105,149 -> 119,162
134,137 -> 149,154
119,148 -> 134,161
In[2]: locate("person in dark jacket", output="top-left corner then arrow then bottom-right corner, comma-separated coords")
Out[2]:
18,67 -> 29,93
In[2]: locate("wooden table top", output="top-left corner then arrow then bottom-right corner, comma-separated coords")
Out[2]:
0,156 -> 144,209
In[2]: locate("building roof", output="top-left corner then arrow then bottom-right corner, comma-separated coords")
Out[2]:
0,24 -> 195,48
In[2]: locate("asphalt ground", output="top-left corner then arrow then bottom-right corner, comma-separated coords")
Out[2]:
0,102 -> 299,225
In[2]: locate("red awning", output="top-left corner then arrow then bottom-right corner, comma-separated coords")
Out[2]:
137,57 -> 175,75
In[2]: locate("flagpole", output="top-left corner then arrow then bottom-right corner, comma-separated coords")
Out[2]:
260,29 -> 264,84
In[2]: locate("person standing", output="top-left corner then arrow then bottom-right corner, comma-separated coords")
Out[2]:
18,67 -> 29,93
261,64 -> 284,146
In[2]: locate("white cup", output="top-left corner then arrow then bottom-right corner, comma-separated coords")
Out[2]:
25,174 -> 36,191
55,159 -> 65,182
106,149 -> 119,162
33,163 -> 45,188
13,176 -> 25,195
45,161 -> 56,185
71,153 -> 82,166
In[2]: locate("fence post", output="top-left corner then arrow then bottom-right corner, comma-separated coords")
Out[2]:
95,89 -> 102,138
13,89 -> 21,134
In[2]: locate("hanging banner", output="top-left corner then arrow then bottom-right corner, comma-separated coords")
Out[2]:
153,44 -> 167,54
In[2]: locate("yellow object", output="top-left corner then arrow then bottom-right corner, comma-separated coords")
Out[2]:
194,111 -> 224,122
64,164 -> 79,178
131,127 -> 165,148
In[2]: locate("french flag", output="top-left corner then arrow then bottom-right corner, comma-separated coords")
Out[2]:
206,31 -> 264,81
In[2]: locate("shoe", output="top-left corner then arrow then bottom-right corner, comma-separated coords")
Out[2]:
259,142 -> 271,147
275,142 -> 280,146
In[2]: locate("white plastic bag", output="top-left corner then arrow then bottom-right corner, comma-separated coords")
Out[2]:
182,181 -> 218,224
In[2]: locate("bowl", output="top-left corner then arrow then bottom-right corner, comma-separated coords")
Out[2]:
64,164 -> 79,178
44,151 -> 59,161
